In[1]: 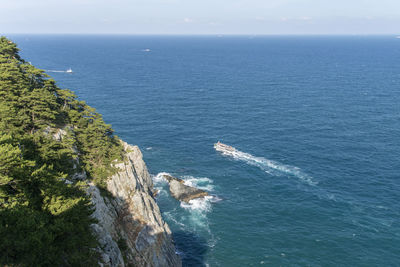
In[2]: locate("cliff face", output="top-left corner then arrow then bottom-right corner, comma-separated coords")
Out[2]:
0,37 -> 179,266
88,141 -> 181,267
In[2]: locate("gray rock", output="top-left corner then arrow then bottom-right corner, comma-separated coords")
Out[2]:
52,127 -> 68,141
46,126 -> 179,266
89,141 -> 181,267
88,185 -> 125,266
162,174 -> 209,203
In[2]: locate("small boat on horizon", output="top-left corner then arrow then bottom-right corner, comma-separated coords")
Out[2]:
66,68 -> 73,73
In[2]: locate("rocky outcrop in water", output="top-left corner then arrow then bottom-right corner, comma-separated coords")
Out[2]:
162,174 -> 209,203
89,142 -> 181,267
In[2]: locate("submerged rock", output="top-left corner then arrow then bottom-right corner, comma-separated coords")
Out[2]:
162,174 -> 209,203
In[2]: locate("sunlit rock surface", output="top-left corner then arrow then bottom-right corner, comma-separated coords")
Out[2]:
89,141 -> 181,267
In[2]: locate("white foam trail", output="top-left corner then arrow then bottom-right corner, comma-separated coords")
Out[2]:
217,145 -> 316,186
45,69 -> 71,73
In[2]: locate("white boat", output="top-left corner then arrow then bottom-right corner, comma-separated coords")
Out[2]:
143,49 -> 151,52
214,141 -> 236,154
66,68 -> 73,73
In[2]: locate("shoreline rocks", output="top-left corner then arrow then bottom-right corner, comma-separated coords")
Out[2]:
89,142 -> 182,267
162,174 -> 209,203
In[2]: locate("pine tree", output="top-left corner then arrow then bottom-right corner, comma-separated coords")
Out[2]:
0,36 -> 126,266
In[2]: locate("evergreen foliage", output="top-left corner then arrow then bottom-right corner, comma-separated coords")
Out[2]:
0,36 -> 124,266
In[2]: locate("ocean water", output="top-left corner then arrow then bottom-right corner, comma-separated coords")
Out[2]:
10,35 -> 400,266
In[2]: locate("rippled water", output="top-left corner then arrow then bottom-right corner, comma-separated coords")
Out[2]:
11,35 -> 400,266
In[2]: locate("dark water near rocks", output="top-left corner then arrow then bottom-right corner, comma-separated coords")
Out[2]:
10,35 -> 400,266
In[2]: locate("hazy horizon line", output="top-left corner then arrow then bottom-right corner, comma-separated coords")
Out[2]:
3,32 -> 400,36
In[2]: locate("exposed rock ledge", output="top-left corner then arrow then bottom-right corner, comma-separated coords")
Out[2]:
88,141 -> 181,267
162,174 -> 209,203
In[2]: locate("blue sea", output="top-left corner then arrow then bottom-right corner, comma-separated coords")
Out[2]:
10,35 -> 400,266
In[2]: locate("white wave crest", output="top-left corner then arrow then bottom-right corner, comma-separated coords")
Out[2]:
180,196 -> 214,212
181,176 -> 214,191
218,145 -> 316,186
153,172 -> 170,183
153,172 -> 218,230
154,172 -> 217,242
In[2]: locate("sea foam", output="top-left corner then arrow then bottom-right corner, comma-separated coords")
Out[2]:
153,172 -> 170,183
152,172 -> 217,208
217,145 -> 317,186
153,172 -> 217,232
180,196 -> 214,212
182,175 -> 215,191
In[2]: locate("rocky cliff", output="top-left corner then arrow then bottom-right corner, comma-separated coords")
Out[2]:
88,141 -> 181,267
0,37 -> 180,266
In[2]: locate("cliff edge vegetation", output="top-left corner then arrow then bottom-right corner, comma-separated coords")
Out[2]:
0,36 -> 126,266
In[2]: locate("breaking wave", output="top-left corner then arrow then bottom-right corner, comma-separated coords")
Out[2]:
152,172 -> 218,257
217,146 -> 316,186
153,172 -> 217,211
152,172 -> 218,232
153,172 -> 170,184
180,196 -> 214,213
181,176 -> 215,192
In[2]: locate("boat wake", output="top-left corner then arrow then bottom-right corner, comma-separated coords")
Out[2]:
214,142 -> 316,186
45,68 -> 73,73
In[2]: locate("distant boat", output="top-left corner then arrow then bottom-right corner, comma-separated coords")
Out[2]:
142,49 -> 151,52
66,68 -> 73,73
214,141 -> 236,154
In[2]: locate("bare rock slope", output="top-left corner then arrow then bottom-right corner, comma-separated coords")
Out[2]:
88,141 -> 181,266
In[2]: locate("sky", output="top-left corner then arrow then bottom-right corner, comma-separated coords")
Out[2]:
1,0 -> 400,35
